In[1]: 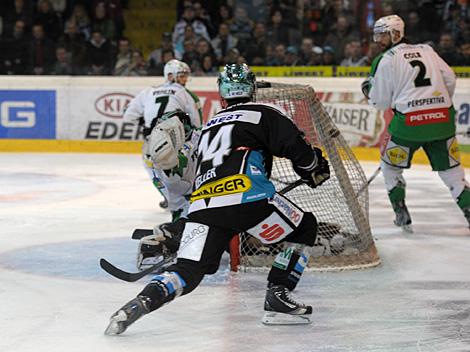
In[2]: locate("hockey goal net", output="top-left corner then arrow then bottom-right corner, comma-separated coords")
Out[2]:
234,82 -> 380,271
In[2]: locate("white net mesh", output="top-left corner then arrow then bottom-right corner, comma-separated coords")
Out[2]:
239,82 -> 380,271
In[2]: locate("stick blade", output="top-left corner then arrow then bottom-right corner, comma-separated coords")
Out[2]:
131,229 -> 153,240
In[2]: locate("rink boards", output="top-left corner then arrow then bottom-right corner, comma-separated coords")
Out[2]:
1,76 -> 470,166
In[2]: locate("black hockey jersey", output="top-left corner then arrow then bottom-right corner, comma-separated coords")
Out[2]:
188,102 -> 317,213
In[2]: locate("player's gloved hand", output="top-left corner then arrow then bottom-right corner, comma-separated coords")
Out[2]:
136,218 -> 186,270
361,78 -> 371,99
293,147 -> 330,189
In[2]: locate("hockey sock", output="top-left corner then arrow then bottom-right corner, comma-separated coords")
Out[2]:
267,243 -> 310,291
388,182 -> 406,209
457,187 -> 470,210
139,271 -> 186,311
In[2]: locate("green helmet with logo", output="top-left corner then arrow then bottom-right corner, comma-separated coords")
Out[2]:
218,63 -> 256,100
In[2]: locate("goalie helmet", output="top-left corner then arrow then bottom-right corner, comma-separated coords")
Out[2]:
164,59 -> 191,83
373,15 -> 405,44
218,63 -> 256,100
160,110 -> 193,141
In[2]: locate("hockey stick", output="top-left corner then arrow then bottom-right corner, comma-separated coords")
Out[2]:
99,179 -> 305,282
355,166 -> 381,198
99,255 -> 176,283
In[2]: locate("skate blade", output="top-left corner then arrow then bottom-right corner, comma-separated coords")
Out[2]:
104,310 -> 127,335
262,311 -> 312,325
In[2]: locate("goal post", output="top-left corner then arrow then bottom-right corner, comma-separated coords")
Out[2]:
232,82 -> 381,271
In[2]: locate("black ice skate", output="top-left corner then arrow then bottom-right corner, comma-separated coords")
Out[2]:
393,200 -> 413,233
104,295 -> 151,335
262,284 -> 312,325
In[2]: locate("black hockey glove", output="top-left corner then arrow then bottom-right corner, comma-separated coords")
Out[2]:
293,148 -> 330,189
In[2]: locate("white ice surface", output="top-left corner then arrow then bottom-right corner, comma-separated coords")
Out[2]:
0,153 -> 469,352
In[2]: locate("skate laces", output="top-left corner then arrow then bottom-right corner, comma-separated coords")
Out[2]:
276,286 -> 303,307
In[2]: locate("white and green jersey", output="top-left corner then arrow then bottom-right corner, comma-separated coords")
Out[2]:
124,82 -> 203,134
368,43 -> 456,141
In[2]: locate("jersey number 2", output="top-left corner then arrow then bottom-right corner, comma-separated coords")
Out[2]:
410,60 -> 431,87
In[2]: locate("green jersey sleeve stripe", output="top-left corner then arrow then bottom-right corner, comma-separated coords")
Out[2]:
370,53 -> 384,77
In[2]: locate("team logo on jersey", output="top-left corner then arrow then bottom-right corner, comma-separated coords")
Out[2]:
247,213 -> 292,244
190,174 -> 251,202
386,146 -> 409,166
405,108 -> 449,126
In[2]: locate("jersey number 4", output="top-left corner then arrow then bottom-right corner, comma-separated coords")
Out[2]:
198,125 -> 234,169
410,60 -> 431,87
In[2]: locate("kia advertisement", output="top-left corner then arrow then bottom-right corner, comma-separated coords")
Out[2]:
0,90 -> 56,139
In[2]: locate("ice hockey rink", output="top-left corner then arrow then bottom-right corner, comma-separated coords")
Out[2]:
1,152 -> 469,352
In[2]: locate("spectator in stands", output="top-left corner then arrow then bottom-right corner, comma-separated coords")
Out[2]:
214,4 -> 233,29
405,10 -> 431,44
437,32 -> 464,66
211,23 -> 238,64
461,42 -> 470,66
174,25 -> 199,60
181,38 -> 199,71
86,29 -> 112,75
266,8 -> 290,47
195,54 -> 218,76
243,22 -> 268,65
267,43 -> 286,66
148,48 -> 174,75
92,1 -> 116,42
340,39 -> 368,66
193,1 -> 215,38
284,45 -> 299,66
302,4 -> 324,44
229,5 -> 253,48
29,23 -> 55,75
113,37 -> 132,75
223,47 -> 241,65
3,0 -> 33,37
322,45 -> 336,65
195,37 -> 216,68
309,46 -> 324,65
298,37 -> 314,65
1,19 -> 29,74
48,0 -> 66,16
321,0 -> 354,34
148,32 -> 174,72
58,20 -> 87,74
33,0 -> 61,41
49,46 -> 73,74
66,3 -> 91,40
324,15 -> 359,63
120,50 -> 148,76
172,4 -> 210,51
93,0 -> 125,38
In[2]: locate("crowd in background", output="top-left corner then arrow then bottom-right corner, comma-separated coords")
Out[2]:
0,0 -> 469,76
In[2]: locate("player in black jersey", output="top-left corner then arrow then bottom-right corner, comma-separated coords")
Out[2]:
105,64 -> 331,335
